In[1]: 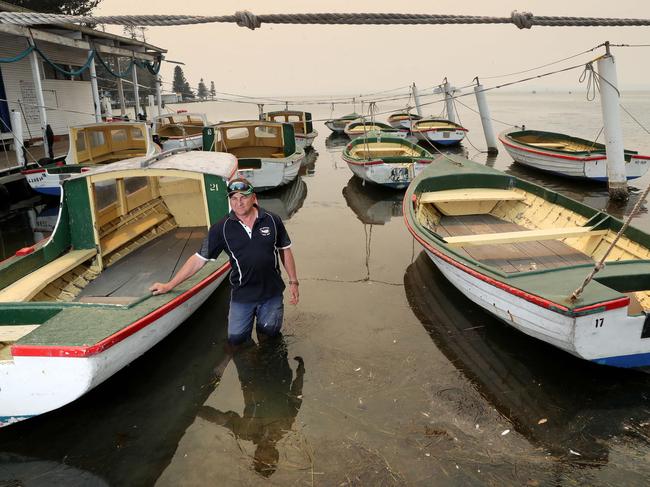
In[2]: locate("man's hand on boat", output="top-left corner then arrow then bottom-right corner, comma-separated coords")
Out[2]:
149,254 -> 207,295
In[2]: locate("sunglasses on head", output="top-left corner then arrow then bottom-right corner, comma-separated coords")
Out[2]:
227,180 -> 254,196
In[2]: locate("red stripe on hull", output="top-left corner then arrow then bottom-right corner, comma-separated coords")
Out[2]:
11,263 -> 231,358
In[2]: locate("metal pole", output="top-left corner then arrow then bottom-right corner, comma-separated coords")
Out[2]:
147,95 -> 155,122
132,60 -> 141,119
444,79 -> 456,123
155,76 -> 162,117
27,38 -> 49,158
474,80 -> 498,155
596,44 -> 628,201
411,83 -> 423,117
11,110 -> 24,166
89,55 -> 102,122
116,58 -> 126,118
258,103 -> 264,120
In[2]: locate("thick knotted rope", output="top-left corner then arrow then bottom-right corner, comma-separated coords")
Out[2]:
1,10 -> 650,29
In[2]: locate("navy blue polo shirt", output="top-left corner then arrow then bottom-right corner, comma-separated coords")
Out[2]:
197,206 -> 292,302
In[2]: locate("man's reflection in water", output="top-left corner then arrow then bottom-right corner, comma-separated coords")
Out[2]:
198,336 -> 304,477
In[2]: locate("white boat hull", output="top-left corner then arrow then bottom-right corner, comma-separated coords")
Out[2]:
414,129 -> 466,145
421,248 -> 650,368
295,131 -> 318,149
236,152 -> 303,191
500,137 -> 650,181
346,159 -> 430,189
325,121 -> 348,134
0,266 -> 229,427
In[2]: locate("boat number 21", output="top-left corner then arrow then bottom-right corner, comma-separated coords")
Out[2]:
594,317 -> 604,328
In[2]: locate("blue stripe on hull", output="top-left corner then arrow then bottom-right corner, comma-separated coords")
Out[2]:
593,352 -> 650,368
34,186 -> 61,196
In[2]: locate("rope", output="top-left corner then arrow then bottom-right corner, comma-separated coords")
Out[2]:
570,185 -> 650,302
2,11 -> 650,29
0,44 -> 34,63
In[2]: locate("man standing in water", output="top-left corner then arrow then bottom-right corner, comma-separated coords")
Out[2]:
150,178 -> 299,345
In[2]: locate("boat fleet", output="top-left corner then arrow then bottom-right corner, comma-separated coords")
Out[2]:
3,101 -> 650,429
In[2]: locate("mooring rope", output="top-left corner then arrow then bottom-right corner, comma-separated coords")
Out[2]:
2,11 -> 650,29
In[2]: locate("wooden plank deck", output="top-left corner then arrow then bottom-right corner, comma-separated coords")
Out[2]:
435,214 -> 594,273
76,227 -> 207,300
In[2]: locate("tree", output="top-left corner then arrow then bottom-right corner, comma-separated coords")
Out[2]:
210,81 -> 216,99
4,0 -> 101,15
172,66 -> 195,99
197,78 -> 208,100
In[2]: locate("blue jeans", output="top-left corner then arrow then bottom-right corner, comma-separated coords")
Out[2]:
228,294 -> 284,345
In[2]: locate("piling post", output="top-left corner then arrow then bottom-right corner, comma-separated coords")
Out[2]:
147,95 -> 155,122
27,38 -> 49,158
11,110 -> 24,166
596,43 -> 628,201
412,83 -> 423,117
132,60 -> 141,119
474,79 -> 498,155
89,56 -> 102,122
156,76 -> 162,117
258,103 -> 264,120
116,58 -> 127,119
443,79 -> 456,123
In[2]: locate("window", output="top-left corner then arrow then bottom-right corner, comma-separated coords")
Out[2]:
88,131 -> 106,148
41,61 -> 90,81
111,129 -> 128,143
255,126 -> 279,139
225,127 -> 249,140
75,133 -> 86,152
124,177 -> 147,195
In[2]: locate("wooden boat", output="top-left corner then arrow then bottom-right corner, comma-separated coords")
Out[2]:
22,122 -> 158,197
404,154 -> 650,369
0,149 -> 237,427
152,112 -> 209,151
342,134 -> 434,189
387,112 -> 422,130
499,128 -> 650,182
263,110 -> 318,149
411,118 -> 467,146
206,120 -> 303,191
324,112 -> 361,134
344,121 -> 408,140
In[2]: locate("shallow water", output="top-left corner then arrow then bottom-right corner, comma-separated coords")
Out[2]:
2,92 -> 650,485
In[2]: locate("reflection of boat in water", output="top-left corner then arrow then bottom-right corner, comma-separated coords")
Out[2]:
324,133 -> 350,151
256,176 -> 307,221
298,148 -> 318,177
342,176 -> 403,225
404,252 -> 650,463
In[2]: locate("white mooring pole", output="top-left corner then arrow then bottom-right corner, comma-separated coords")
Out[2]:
443,79 -> 456,123
89,55 -> 102,122
411,83 -> 423,117
597,43 -> 628,201
147,95 -> 155,122
27,38 -> 49,158
116,58 -> 127,119
132,60 -> 141,119
474,79 -> 498,155
11,110 -> 24,166
156,76 -> 163,117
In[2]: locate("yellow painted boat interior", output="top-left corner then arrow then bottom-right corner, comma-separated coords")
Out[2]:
72,124 -> 149,165
415,187 -> 650,313
415,120 -> 459,130
214,123 -> 287,159
155,115 -> 205,138
350,141 -> 420,158
0,172 -> 209,305
510,133 -> 600,153
348,124 -> 387,134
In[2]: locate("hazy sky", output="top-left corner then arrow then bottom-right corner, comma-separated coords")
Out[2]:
95,1 -> 650,99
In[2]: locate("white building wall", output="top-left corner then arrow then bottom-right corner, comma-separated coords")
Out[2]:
0,33 -> 95,144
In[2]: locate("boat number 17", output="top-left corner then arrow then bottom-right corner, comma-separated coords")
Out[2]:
594,317 -> 604,328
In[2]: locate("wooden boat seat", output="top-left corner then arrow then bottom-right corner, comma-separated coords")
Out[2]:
76,296 -> 138,305
0,249 -> 97,302
445,226 -> 607,247
529,142 -> 567,149
0,325 -> 40,342
421,188 -> 526,216
101,212 -> 170,254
